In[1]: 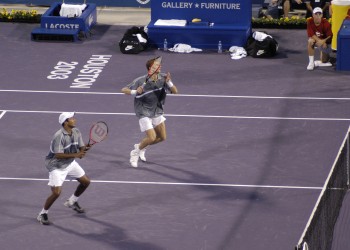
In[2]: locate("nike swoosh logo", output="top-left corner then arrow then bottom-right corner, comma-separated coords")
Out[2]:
256,50 -> 265,56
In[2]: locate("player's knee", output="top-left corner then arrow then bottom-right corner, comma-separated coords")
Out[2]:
308,38 -> 315,47
82,178 -> 91,187
52,189 -> 61,198
147,134 -> 157,143
79,176 -> 90,187
158,134 -> 166,142
307,42 -> 314,49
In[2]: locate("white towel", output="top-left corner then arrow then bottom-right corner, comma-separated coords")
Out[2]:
154,19 -> 187,26
60,3 -> 87,18
252,31 -> 272,42
135,34 -> 147,43
169,43 -> 202,53
314,60 -> 332,67
229,46 -> 247,60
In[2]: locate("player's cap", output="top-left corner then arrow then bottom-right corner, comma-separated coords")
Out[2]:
313,7 -> 323,14
59,112 -> 75,125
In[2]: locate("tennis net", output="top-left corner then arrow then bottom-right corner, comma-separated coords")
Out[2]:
295,127 -> 350,250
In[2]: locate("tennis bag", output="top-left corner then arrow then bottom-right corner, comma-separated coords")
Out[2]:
245,31 -> 279,58
119,26 -> 149,54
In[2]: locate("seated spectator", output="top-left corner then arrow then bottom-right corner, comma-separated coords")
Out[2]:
305,0 -> 331,19
306,7 -> 333,70
266,0 -> 303,19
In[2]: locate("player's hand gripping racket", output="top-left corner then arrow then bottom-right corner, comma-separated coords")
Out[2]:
87,121 -> 108,147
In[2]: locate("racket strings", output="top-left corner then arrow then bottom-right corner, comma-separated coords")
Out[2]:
89,122 -> 108,143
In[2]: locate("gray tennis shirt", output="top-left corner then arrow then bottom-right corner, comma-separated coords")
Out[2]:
126,73 -> 170,118
45,127 -> 85,172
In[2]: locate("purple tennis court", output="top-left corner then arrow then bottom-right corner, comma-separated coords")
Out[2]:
1,21 -> 350,250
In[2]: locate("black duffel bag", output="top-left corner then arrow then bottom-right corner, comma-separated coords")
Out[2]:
119,26 -> 149,54
245,31 -> 279,58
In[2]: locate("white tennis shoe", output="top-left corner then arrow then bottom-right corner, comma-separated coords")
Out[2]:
135,144 -> 146,162
307,62 -> 314,71
130,148 -> 140,167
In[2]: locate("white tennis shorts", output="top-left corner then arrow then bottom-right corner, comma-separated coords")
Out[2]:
139,115 -> 166,132
48,160 -> 85,187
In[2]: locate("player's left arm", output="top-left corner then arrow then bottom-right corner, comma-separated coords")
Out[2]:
315,22 -> 332,47
76,129 -> 90,152
315,36 -> 330,48
165,72 -> 178,94
325,23 -> 333,43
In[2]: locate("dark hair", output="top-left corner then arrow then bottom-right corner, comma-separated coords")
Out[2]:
61,119 -> 68,126
146,56 -> 161,70
146,58 -> 156,70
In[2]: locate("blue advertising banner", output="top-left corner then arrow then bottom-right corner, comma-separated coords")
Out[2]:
147,0 -> 252,49
1,0 -> 151,7
150,0 -> 251,24
1,0 -> 264,8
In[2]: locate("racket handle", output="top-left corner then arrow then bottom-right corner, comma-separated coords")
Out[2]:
85,144 -> 91,151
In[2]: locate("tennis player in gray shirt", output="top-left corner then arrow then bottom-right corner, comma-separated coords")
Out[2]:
121,57 -> 178,168
37,112 -> 91,225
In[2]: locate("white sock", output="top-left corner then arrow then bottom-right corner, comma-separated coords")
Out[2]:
308,56 -> 314,64
69,195 -> 79,204
40,209 -> 48,214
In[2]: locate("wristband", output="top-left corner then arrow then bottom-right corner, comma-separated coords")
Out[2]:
166,80 -> 174,88
130,90 -> 137,96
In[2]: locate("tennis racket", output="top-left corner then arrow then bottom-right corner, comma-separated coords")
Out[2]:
87,121 -> 108,147
142,56 -> 162,88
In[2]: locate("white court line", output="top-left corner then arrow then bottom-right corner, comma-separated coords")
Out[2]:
0,177 -> 322,190
1,89 -> 350,101
0,110 -> 6,119
2,109 -> 350,121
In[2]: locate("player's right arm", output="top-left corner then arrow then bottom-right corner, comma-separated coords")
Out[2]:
121,87 -> 134,95
121,79 -> 143,95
